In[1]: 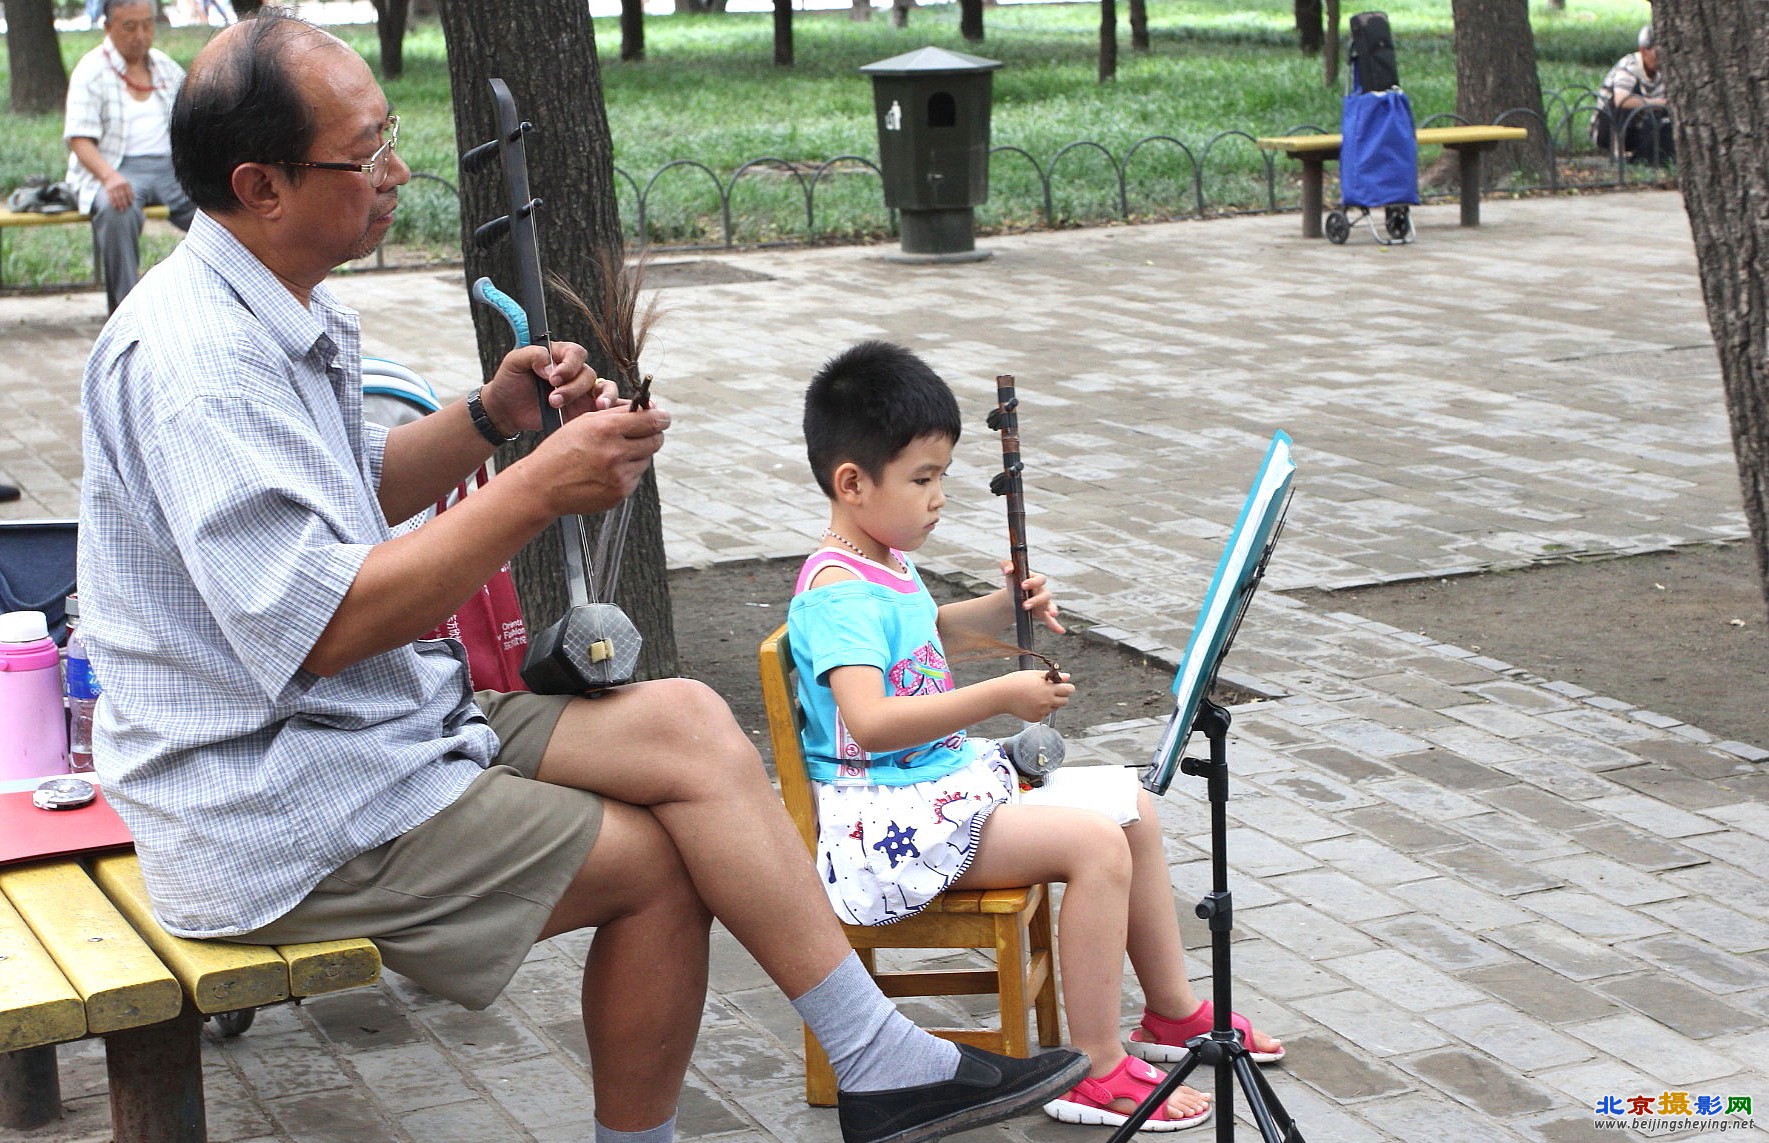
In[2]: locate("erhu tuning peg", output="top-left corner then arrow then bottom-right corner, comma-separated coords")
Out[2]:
473,214 -> 512,248
461,137 -> 500,175
989,467 -> 1021,497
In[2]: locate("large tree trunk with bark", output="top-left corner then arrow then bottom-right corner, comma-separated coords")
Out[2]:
1658,4 -> 1769,618
850,0 -> 870,20
959,0 -> 983,44
1098,0 -> 1117,83
773,0 -> 792,66
436,0 -> 680,681
890,0 -> 911,29
1128,0 -> 1147,53
622,0 -> 645,61
1322,0 -> 1339,87
1445,0 -> 1547,184
370,0 -> 410,80
5,0 -> 67,115
1296,0 -> 1322,56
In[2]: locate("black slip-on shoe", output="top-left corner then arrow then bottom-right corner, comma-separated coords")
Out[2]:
837,1044 -> 1090,1143
0,483 -> 19,503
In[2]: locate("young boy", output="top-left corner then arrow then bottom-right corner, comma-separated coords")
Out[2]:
788,342 -> 1280,1131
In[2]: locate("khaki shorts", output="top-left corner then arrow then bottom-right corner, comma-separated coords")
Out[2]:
236,691 -> 599,1010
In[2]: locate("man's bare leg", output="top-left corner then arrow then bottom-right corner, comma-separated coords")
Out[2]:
539,799 -> 713,1131
535,678 -> 865,997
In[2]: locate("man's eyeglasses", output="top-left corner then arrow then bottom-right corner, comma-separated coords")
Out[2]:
277,115 -> 400,189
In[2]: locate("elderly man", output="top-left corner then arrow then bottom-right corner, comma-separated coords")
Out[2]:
64,0 -> 196,311
77,12 -> 1083,1143
1593,24 -> 1673,164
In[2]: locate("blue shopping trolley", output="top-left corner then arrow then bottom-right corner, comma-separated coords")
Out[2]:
1325,11 -> 1419,246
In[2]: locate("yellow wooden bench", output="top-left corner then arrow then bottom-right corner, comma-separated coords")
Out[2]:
0,204 -> 171,289
0,851 -> 380,1141
1255,125 -> 1530,237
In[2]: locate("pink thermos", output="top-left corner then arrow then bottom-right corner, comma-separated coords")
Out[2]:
0,610 -> 70,781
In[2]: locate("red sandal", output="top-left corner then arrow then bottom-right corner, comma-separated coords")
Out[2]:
1127,1001 -> 1285,1065
1042,1054 -> 1212,1131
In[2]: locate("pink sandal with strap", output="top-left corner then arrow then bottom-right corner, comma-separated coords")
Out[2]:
1042,1054 -> 1212,1131
1127,1001 -> 1285,1065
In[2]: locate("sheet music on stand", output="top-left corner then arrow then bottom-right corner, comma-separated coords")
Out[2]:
1146,431 -> 1296,795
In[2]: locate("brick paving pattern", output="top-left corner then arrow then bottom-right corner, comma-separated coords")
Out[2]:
3,191 -> 1764,1142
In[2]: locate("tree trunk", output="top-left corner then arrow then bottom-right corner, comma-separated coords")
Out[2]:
1128,0 -> 1147,53
890,0 -> 910,29
370,0 -> 409,80
1446,0 -> 1547,184
1322,0 -> 1339,87
850,0 -> 869,20
621,0 -> 645,61
1098,0 -> 1116,83
1296,0 -> 1322,55
1658,4 -> 1769,619
5,0 -> 68,115
959,0 -> 983,43
436,0 -> 680,682
772,0 -> 792,66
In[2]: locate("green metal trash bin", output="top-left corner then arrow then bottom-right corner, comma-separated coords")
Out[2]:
860,46 -> 1001,260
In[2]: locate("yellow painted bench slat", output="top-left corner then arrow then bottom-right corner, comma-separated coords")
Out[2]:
1255,125 -> 1529,154
280,938 -> 381,997
0,204 -> 170,228
0,863 -> 181,1034
91,854 -> 290,1015
0,891 -> 86,1052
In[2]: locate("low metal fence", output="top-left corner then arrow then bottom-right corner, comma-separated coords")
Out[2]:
601,86 -> 1671,251
0,88 -> 1676,291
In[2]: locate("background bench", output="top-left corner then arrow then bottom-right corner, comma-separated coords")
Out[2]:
1256,125 -> 1530,237
0,204 -> 170,289
0,851 -> 379,1143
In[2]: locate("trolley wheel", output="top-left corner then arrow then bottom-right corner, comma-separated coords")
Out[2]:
1324,211 -> 1352,245
212,1008 -> 257,1038
1384,206 -> 1414,241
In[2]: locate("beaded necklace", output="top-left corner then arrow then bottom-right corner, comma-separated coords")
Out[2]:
821,529 -> 904,574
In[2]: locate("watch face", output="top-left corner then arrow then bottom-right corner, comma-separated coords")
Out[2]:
33,777 -> 97,810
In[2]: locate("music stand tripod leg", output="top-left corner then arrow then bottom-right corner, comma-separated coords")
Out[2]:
1104,702 -> 1305,1143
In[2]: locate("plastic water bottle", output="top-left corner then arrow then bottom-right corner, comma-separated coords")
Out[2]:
0,609 -> 70,781
64,594 -> 99,774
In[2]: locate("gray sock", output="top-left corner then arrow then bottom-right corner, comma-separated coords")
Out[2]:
791,952 -> 962,1093
594,1115 -> 675,1143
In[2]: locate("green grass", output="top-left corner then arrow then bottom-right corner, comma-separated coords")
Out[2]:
0,0 -> 1649,284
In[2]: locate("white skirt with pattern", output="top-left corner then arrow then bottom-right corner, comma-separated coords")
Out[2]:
813,746 -> 1017,927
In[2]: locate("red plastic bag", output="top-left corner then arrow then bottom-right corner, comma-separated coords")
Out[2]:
422,467 -> 530,692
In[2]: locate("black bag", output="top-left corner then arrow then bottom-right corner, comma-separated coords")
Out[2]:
5,177 -> 78,215
1348,11 -> 1400,94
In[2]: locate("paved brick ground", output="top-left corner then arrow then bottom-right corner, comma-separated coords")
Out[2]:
4,190 -> 1765,1142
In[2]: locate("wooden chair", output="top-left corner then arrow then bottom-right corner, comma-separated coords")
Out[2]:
758,624 -> 1062,1106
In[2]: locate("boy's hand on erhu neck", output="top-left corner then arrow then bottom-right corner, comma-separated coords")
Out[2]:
1007,561 -> 1066,636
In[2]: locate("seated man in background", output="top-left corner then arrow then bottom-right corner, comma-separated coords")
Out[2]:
64,0 -> 196,311
1592,24 -> 1673,165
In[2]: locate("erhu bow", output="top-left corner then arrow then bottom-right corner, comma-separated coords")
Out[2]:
988,375 -> 1065,778
462,78 -> 642,695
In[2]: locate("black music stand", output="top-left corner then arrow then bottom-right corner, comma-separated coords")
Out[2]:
1110,433 -> 1304,1143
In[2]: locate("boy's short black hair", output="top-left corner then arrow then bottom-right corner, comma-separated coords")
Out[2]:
804,340 -> 963,497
